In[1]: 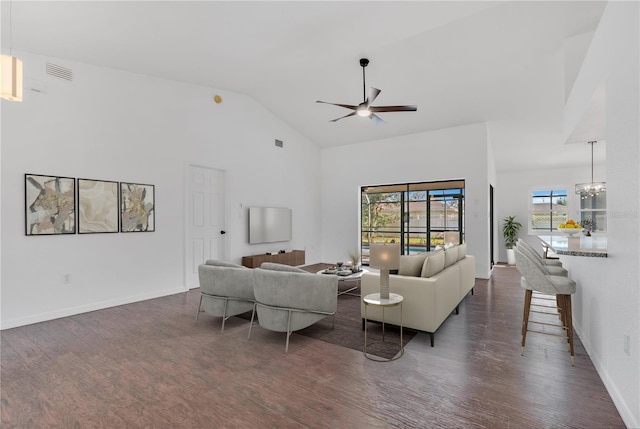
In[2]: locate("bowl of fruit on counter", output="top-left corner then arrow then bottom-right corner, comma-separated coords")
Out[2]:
557,219 -> 583,236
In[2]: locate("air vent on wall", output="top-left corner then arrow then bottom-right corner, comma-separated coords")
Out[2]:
46,62 -> 73,81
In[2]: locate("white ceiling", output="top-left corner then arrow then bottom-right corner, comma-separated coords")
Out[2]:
3,1 -> 608,172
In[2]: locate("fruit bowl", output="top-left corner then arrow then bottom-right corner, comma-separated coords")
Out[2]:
557,227 -> 584,237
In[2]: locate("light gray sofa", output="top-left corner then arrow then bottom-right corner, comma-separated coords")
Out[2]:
361,243 -> 475,346
196,259 -> 255,332
249,263 -> 338,352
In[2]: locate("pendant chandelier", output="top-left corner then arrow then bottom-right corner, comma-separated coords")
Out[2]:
575,141 -> 606,199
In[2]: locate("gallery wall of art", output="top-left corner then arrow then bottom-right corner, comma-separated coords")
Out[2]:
25,174 -> 155,235
1,52 -> 322,329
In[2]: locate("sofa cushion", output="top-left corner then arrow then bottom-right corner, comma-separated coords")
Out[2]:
444,246 -> 458,267
457,243 -> 467,261
421,251 -> 445,278
398,253 -> 428,277
260,262 -> 308,273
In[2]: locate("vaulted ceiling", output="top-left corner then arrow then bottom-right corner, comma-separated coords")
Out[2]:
2,1 -> 607,171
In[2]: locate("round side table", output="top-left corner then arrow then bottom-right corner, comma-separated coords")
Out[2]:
363,292 -> 404,362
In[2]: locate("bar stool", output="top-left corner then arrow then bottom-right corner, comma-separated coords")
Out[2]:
517,239 -> 568,276
515,247 -> 577,365
541,242 -> 561,261
517,239 -> 563,267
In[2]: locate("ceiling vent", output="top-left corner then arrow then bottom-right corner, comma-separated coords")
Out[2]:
46,62 -> 73,81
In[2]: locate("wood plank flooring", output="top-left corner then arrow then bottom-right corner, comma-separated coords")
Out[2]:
1,265 -> 625,428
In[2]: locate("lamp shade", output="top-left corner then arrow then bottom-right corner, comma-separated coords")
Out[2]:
1,55 -> 23,102
369,243 -> 400,270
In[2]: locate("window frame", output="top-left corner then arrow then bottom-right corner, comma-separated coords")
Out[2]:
360,180 -> 465,265
528,187 -> 570,234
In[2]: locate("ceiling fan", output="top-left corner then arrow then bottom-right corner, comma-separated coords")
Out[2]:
316,58 -> 417,124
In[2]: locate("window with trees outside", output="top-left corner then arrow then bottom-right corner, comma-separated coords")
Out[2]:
530,189 -> 568,231
361,180 -> 465,266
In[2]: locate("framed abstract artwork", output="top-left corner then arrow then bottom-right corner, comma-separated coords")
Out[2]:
120,182 -> 155,232
25,173 -> 76,235
78,178 -> 119,234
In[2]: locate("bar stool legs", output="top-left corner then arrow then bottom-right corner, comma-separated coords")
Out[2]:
521,289 -> 532,354
521,290 -> 575,366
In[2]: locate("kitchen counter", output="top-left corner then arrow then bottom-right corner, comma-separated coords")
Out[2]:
537,235 -> 608,258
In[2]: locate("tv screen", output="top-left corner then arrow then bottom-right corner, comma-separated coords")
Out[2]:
249,207 -> 292,244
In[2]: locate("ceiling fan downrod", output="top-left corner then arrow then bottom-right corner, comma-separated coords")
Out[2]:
360,58 -> 369,103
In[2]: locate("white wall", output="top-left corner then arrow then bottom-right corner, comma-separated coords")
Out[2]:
1,52 -> 322,329
495,163 -> 606,262
319,122 -> 493,279
505,3 -> 639,426
592,3 -> 639,425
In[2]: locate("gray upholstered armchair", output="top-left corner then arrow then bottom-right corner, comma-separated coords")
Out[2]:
196,259 -> 255,332
248,264 -> 338,352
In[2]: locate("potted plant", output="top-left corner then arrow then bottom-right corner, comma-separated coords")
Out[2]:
503,216 -> 522,265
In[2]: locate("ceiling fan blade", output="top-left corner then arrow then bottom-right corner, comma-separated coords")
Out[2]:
369,105 -> 418,113
316,100 -> 358,110
329,111 -> 358,122
365,87 -> 381,106
369,113 -> 386,125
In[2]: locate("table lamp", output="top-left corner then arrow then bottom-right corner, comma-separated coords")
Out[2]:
369,243 -> 400,299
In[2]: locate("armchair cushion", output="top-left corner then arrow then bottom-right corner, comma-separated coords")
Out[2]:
260,262 -> 308,273
205,259 -> 245,269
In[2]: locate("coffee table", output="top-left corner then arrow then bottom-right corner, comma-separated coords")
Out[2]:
317,268 -> 367,296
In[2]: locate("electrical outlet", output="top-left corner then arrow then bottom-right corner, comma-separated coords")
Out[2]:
63,274 -> 72,284
623,332 -> 630,356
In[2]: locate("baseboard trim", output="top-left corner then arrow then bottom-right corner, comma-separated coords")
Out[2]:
573,324 -> 638,428
0,286 -> 188,330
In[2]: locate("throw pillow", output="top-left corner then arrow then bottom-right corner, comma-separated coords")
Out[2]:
444,246 -> 458,267
398,253 -> 428,277
421,251 -> 445,278
457,243 -> 467,261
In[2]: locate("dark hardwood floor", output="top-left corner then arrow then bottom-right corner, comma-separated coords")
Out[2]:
1,265 -> 625,428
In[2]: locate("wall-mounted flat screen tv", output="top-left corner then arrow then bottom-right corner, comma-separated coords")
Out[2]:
249,207 -> 292,244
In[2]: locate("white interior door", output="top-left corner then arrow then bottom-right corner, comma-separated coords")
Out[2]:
185,165 -> 226,289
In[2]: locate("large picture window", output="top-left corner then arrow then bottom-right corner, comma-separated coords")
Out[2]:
530,189 -> 567,231
361,180 -> 465,265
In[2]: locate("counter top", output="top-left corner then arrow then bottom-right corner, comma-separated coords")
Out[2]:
537,235 -> 607,258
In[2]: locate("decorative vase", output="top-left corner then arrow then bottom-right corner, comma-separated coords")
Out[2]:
506,248 -> 516,265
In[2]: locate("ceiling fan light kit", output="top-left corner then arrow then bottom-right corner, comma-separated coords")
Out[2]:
316,58 -> 416,124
